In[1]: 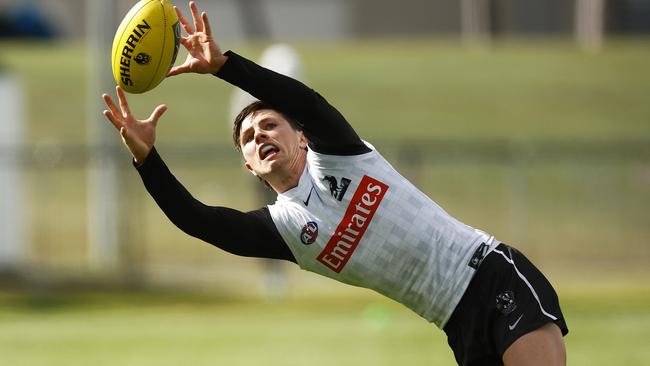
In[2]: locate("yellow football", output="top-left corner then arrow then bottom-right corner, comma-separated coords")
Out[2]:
111,0 -> 180,94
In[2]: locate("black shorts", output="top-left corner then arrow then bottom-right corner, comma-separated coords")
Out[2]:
443,243 -> 569,366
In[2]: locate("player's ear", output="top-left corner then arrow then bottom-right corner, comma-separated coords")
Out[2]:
244,161 -> 256,176
298,131 -> 308,150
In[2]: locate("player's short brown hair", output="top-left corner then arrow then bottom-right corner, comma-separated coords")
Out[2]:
232,101 -> 303,152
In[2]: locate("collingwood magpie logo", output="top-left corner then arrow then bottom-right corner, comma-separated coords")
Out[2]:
322,175 -> 351,201
496,290 -> 517,315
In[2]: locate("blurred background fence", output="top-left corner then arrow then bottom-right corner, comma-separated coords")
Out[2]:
2,0 -> 650,40
5,136 -> 650,294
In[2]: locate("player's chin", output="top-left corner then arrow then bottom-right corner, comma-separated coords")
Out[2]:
256,161 -> 273,173
261,159 -> 284,175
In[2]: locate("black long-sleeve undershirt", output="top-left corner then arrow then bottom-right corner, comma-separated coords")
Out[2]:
217,50 -> 370,155
137,51 -> 369,261
137,147 -> 295,262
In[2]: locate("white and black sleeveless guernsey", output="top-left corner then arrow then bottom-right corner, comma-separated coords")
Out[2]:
136,50 -> 498,328
268,144 -> 495,326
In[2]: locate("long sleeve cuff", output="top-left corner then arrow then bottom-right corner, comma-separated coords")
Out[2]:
135,146 -> 163,176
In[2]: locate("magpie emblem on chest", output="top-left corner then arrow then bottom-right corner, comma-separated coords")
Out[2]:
322,175 -> 351,201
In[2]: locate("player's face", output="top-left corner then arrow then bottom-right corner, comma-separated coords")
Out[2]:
239,109 -> 307,186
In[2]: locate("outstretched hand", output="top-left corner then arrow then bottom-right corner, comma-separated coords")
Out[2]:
167,1 -> 227,77
102,86 -> 167,164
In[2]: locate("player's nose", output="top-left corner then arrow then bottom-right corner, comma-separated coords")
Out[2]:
254,129 -> 269,144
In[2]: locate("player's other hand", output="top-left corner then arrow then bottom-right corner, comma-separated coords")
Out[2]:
167,1 -> 227,77
101,86 -> 167,164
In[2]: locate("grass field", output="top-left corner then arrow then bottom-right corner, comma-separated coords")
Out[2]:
0,281 -> 649,366
0,38 -> 649,364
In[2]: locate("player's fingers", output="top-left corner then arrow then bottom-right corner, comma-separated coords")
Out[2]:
178,36 -> 193,51
102,93 -> 120,117
174,6 -> 194,34
102,110 -> 122,131
202,12 -> 212,37
115,86 -> 132,118
167,63 -> 191,77
148,104 -> 168,126
190,1 -> 203,33
176,37 -> 201,58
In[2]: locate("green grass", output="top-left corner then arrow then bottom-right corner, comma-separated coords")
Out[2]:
0,282 -> 648,366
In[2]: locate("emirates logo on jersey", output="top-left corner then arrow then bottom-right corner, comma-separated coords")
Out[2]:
300,221 -> 319,245
317,175 -> 389,273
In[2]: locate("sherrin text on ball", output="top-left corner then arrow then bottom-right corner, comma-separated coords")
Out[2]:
111,0 -> 180,93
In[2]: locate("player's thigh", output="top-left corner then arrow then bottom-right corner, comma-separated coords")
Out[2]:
502,322 -> 566,366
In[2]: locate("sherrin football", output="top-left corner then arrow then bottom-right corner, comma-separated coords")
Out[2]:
111,0 -> 181,94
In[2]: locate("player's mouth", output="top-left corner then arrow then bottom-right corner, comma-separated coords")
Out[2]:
259,143 -> 279,161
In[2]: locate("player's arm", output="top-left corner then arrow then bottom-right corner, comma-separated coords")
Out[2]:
215,51 -> 370,155
101,87 -> 295,262
137,148 -> 295,262
168,1 -> 370,155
